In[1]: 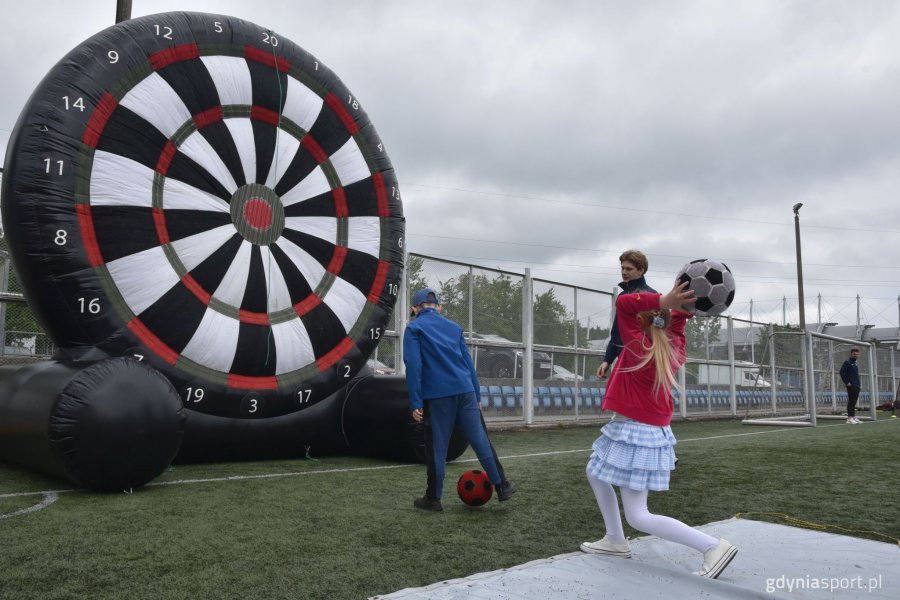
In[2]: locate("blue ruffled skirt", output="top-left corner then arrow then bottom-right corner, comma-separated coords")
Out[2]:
586,416 -> 676,491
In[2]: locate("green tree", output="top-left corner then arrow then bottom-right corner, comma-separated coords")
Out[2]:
685,316 -> 722,360
406,255 -> 428,297
533,287 -> 572,347
438,271 -> 523,339
771,324 -> 803,368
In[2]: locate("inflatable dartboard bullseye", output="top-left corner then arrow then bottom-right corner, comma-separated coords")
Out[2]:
1,12 -> 406,463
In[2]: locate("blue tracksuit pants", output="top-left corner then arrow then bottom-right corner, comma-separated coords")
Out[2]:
424,392 -> 502,498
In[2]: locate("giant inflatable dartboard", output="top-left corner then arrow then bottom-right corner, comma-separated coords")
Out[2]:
2,12 -> 404,422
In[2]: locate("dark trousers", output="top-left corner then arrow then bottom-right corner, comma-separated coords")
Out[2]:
421,393 -> 505,498
847,385 -> 860,417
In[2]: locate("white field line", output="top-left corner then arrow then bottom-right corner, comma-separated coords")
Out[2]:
1,419 -> 894,503
0,492 -> 59,519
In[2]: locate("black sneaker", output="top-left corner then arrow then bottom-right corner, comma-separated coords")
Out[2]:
496,480 -> 517,502
413,496 -> 443,511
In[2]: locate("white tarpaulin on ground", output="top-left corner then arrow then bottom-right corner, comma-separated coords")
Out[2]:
372,518 -> 899,599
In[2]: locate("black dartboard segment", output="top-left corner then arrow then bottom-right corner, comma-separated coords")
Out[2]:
1,12 -> 404,419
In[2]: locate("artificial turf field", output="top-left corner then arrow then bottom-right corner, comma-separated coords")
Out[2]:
2,415 -> 898,599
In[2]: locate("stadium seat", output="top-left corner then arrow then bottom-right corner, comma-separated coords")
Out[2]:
502,385 -> 516,409
550,386 -> 563,409
488,385 -> 503,409
515,386 -> 524,409
577,389 -> 593,410
561,386 -> 574,409
537,386 -> 552,410
479,385 -> 490,409
722,390 -> 732,407
590,387 -> 602,409
713,389 -> 726,408
685,388 -> 700,407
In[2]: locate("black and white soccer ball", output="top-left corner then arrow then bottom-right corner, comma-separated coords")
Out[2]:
676,259 -> 735,317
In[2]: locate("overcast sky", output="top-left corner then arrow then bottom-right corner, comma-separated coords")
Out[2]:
1,0 -> 898,329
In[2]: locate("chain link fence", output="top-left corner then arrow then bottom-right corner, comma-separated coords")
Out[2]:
398,254 -> 900,425
0,231 -> 56,364
0,239 -> 897,423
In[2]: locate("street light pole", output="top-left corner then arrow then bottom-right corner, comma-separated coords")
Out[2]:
793,203 -> 815,419
793,203 -> 806,331
115,0 -> 132,23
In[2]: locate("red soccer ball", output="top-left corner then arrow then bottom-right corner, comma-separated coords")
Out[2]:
456,469 -> 494,506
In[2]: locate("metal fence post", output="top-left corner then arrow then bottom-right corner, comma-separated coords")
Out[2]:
523,269 -> 534,425
806,330 -> 817,426
0,250 -> 8,355
727,316 -> 736,416
572,290 -> 579,420
398,248 -> 409,376
467,265 -> 474,338
892,347 -> 897,409
828,340 -> 836,411
769,324 -> 777,413
869,345 -> 878,421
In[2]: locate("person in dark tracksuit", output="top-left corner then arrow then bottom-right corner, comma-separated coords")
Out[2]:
597,250 -> 657,379
839,348 -> 862,424
404,288 -> 516,511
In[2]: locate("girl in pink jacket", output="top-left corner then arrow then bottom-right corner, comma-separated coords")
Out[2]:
580,280 -> 738,579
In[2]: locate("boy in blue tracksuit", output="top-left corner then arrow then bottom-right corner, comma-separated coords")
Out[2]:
403,288 -> 516,511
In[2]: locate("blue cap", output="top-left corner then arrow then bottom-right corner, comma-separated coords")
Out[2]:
411,288 -> 440,306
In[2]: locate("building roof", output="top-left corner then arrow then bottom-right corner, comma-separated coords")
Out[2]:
709,322 -> 899,346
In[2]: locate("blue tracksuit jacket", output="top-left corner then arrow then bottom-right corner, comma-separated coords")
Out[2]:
403,308 -> 481,411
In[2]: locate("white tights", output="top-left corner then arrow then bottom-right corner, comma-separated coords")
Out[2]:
587,467 -> 718,553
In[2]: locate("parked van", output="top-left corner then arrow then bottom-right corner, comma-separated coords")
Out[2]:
697,361 -> 775,388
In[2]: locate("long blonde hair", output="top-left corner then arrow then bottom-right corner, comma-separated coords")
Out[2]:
621,309 -> 683,395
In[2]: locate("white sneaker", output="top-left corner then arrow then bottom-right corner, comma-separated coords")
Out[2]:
852,417 -> 862,424
847,418 -> 857,424
580,536 -> 632,558
695,539 -> 737,579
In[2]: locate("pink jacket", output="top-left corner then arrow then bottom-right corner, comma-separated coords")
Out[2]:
601,293 -> 691,426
